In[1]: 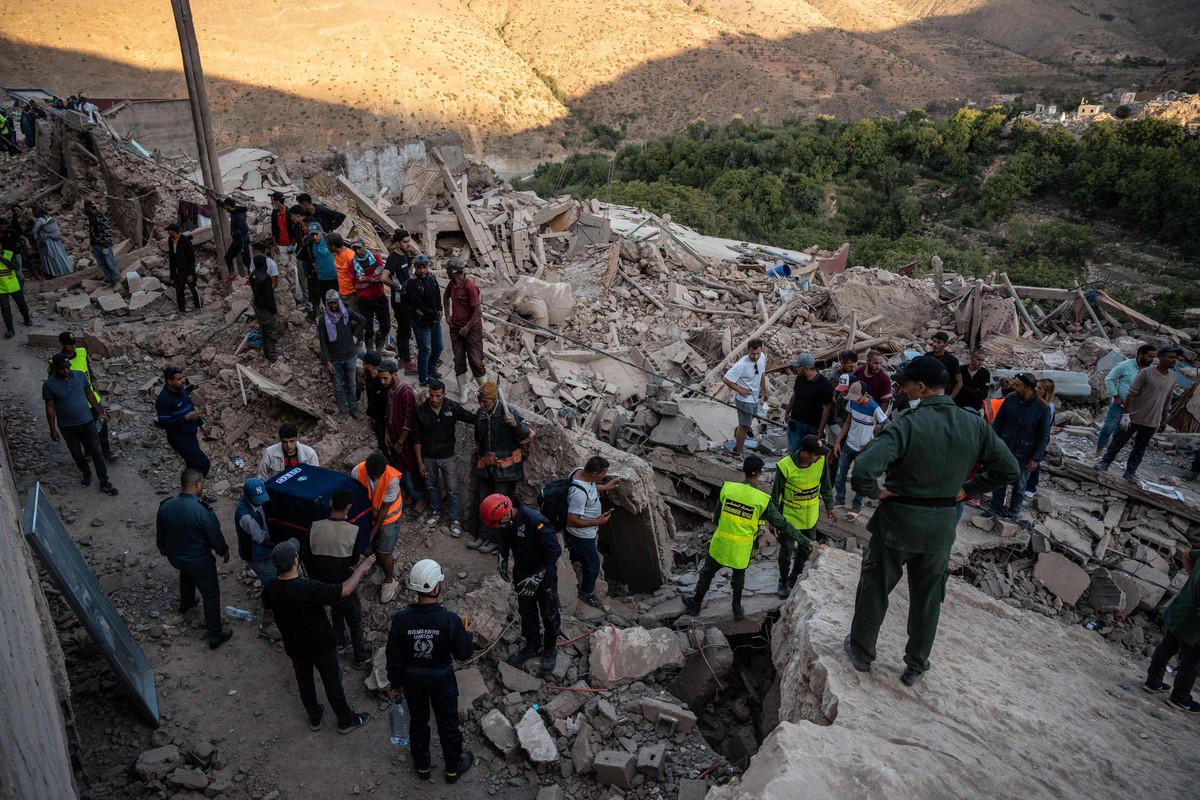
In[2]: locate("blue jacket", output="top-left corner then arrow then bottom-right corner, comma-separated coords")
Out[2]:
156,493 -> 228,562
156,386 -> 201,438
234,497 -> 272,563
992,393 -> 1051,463
497,501 -> 561,580
386,602 -> 473,683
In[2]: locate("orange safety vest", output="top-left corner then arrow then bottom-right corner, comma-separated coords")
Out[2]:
983,397 -> 1004,424
354,462 -> 403,525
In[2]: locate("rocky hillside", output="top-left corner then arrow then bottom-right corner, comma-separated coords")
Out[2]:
1,0 -> 1195,168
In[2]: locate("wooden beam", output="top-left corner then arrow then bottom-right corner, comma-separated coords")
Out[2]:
702,297 -> 803,390
530,200 -> 575,227
618,269 -> 666,311
1048,458 -> 1200,524
1000,272 -> 1040,335
1077,288 -> 1110,342
1011,285 -> 1076,301
1096,291 -> 1189,342
602,241 -> 622,289
335,175 -> 396,234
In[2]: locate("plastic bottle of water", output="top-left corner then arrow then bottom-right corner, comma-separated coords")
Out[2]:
223,606 -> 257,621
389,697 -> 410,746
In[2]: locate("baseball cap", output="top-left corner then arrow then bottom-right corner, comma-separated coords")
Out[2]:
1015,372 -> 1038,389
50,353 -> 72,368
58,331 -> 75,344
743,455 -> 765,475
846,380 -> 865,402
799,434 -> 831,456
324,289 -> 341,304
790,353 -> 816,369
834,374 -> 852,393
350,237 -> 365,248
892,355 -> 948,387
271,538 -> 301,570
378,360 -> 398,373
242,478 -> 269,506
269,191 -> 286,201
448,258 -> 466,274
307,222 -> 323,235
1158,343 -> 1183,356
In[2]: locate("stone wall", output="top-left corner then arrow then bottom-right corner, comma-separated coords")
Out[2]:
0,446 -> 76,797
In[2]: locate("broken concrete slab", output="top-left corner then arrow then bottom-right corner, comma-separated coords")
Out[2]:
1085,568 -> 1126,612
455,666 -> 488,719
95,293 -> 128,314
1033,552 -> 1089,605
498,661 -> 543,693
544,682 -> 590,720
677,778 -> 711,800
135,745 -> 181,781
589,626 -> 685,688
592,750 -> 636,789
515,708 -> 558,763
535,786 -> 565,800
236,364 -> 325,419
571,721 -> 597,775
1110,571 -> 1142,616
1115,558 -> 1171,610
481,708 -> 520,757
462,574 -> 514,645
127,290 -> 162,312
639,696 -> 697,733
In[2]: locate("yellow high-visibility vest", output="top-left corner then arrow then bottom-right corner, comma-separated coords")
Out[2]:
776,454 -> 824,531
709,481 -> 770,569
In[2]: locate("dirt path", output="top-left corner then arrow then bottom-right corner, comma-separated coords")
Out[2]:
1,305 -> 539,799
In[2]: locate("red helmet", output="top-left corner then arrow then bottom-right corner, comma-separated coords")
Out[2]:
479,494 -> 513,528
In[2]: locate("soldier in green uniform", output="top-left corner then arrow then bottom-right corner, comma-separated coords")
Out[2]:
846,355 -> 1018,686
683,455 -> 798,620
1144,546 -> 1200,713
773,434 -> 837,598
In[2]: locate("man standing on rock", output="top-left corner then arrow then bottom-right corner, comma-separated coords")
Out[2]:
384,369 -> 425,514
269,191 -> 300,305
258,422 -> 319,480
166,224 -> 201,312
413,378 -> 476,539
384,229 -> 420,374
1096,343 -> 1157,459
1143,545 -> 1200,713
470,382 -> 533,555
1097,344 -> 1180,482
48,331 -> 118,462
221,196 -> 251,279
156,364 -> 210,477
442,258 -> 487,402
362,354 -> 392,452
296,193 -> 346,238
157,468 -> 231,649
929,332 -> 963,398
845,355 -> 1018,686
43,353 -> 119,496
988,373 -> 1050,520
352,453 -> 404,604
564,456 -> 619,610
263,538 -> 374,734
317,290 -> 365,420
482,494 -> 562,673
684,455 -> 783,621
853,349 -> 893,416
386,559 -> 475,783
784,353 -> 833,453
722,338 -> 768,460
0,236 -> 31,338
773,434 -> 836,598
249,254 -> 279,363
955,349 -> 991,413
82,199 -> 119,285
352,237 -> 390,353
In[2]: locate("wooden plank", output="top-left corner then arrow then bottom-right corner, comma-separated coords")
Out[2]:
1000,272 -> 1040,335
618,269 -> 666,311
335,175 -> 395,235
1096,291 -> 1189,342
702,297 -> 803,390
603,241 -> 622,289
1047,459 -> 1200,524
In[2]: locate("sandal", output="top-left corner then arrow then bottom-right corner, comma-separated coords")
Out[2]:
844,511 -> 860,522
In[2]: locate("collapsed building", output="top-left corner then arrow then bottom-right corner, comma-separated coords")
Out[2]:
2,110 -> 1199,799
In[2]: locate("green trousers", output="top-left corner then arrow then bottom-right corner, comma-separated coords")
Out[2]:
778,529 -> 813,587
847,534 -> 951,673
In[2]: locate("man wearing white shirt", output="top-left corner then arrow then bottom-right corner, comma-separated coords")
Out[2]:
721,338 -> 768,460
258,423 -> 320,480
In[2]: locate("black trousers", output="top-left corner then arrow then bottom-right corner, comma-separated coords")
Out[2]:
331,591 -> 367,661
475,477 -> 517,542
168,433 -> 210,476
692,553 -> 745,607
174,276 -> 201,310
169,555 -> 222,637
392,302 -> 412,361
358,296 -> 390,348
224,235 -> 250,276
1147,630 -> 1200,705
516,573 -> 561,651
778,530 -> 813,586
60,422 -> 108,482
0,289 -> 31,329
1102,423 -> 1156,475
255,307 -> 278,360
291,648 -> 355,728
401,669 -> 462,770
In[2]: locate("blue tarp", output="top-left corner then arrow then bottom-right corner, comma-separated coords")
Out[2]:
263,464 -> 374,557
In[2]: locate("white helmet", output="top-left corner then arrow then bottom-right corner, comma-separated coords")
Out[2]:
408,559 -> 445,594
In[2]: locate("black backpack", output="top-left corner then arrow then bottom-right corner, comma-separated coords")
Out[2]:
537,470 -> 583,532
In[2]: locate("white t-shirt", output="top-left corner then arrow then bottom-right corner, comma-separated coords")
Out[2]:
566,470 -> 602,540
81,101 -> 97,124
354,464 -> 400,505
845,399 -> 888,451
724,354 -> 767,405
266,257 -> 279,277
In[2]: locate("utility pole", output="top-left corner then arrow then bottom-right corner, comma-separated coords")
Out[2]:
170,0 -> 231,281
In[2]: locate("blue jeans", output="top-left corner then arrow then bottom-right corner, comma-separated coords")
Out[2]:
329,355 -> 357,412
413,324 -> 444,384
566,533 -> 601,596
1096,402 -> 1124,452
834,444 -> 863,510
786,420 -> 818,455
991,466 -> 1032,516
400,469 -> 426,505
425,456 -> 460,521
91,244 -> 119,283
250,557 -> 277,588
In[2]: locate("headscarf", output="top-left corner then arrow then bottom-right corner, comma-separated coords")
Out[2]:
479,381 -> 499,402
322,294 -> 348,342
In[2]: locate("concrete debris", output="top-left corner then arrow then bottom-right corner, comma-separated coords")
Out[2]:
637,742 -> 667,780
134,745 -> 181,782
498,661 -> 543,693
1033,552 -> 1090,605
570,721 -> 598,775
515,707 -> 558,763
543,681 -> 591,720
589,626 -> 685,688
639,696 -> 698,733
481,708 -> 520,757
455,667 -> 489,719
1085,568 -> 1127,611
592,750 -> 636,789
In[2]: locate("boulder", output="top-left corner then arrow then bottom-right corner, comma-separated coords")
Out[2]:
480,708 -> 520,757
588,625 -> 684,688
515,708 -> 557,763
134,745 -> 181,781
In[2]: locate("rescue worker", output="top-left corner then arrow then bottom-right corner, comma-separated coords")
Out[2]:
845,356 -> 1019,686
43,352 -> 118,496
156,468 -> 232,649
385,559 -> 475,783
0,238 -> 32,337
481,494 -> 562,673
773,434 -> 838,598
233,477 -> 282,640
48,331 -> 118,461
683,455 -> 795,620
470,382 -> 533,554
352,453 -> 404,603
155,364 -> 210,476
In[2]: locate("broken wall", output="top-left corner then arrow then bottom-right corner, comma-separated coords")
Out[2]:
0,452 -> 76,797
342,140 -> 429,198
826,267 -> 938,336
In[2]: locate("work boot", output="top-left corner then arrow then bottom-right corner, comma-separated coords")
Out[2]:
1122,470 -> 1138,482
540,646 -> 558,674
776,578 -> 789,599
732,602 -> 744,621
258,620 -> 282,641
3,329 -> 13,339
208,628 -> 234,650
508,638 -> 541,666
843,634 -> 870,672
900,666 -> 924,687
465,537 -> 483,550
1094,459 -> 1111,472
478,541 -> 498,555
458,374 -> 472,404
349,408 -> 363,421
682,595 -> 702,616
445,750 -> 475,785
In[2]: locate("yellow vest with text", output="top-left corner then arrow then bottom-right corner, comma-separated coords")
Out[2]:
48,347 -> 91,379
776,454 -> 824,531
710,481 -> 770,570
0,249 -> 18,294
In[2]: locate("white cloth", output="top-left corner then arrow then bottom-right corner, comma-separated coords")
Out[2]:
566,469 -> 602,540
723,354 -> 767,405
258,441 -> 319,480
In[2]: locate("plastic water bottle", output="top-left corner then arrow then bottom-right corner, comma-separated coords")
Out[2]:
223,606 -> 257,621
389,698 -> 410,745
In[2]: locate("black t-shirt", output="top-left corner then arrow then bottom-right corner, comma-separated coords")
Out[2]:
956,365 -> 991,409
789,373 -> 835,426
262,577 -> 341,662
933,352 -> 960,391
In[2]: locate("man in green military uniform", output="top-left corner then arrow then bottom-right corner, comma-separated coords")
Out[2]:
773,434 -> 837,599
845,355 -> 1018,686
683,455 -> 796,620
47,331 -> 118,462
1144,547 -> 1200,713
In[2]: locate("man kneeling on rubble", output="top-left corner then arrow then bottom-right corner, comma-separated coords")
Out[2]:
481,493 -> 562,674
844,356 -> 1018,687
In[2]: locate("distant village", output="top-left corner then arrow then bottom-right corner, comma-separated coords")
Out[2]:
1014,87 -> 1198,132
